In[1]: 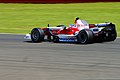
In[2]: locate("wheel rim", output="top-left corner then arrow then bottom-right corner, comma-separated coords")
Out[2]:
32,31 -> 39,41
80,32 -> 87,43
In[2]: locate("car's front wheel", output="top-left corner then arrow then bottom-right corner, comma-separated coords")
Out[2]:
31,28 -> 45,43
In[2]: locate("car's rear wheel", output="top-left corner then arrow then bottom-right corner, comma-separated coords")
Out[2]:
101,24 -> 117,42
31,28 -> 45,43
77,29 -> 93,44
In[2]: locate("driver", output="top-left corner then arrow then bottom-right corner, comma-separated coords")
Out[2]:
74,17 -> 83,24
74,17 -> 89,30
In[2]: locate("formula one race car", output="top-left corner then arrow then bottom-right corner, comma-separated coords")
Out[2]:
24,20 -> 117,44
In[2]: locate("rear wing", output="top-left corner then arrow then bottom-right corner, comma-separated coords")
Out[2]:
95,22 -> 114,27
89,22 -> 115,28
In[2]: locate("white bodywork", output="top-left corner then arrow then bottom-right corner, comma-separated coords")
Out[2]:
24,34 -> 31,40
57,34 -> 77,42
75,20 -> 89,30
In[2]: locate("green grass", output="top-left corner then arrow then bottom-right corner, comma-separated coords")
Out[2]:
0,2 -> 120,36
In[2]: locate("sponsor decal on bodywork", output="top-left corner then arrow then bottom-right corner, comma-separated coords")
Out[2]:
58,35 -> 77,42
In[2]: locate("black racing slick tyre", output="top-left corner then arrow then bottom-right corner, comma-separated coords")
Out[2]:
101,24 -> 117,42
31,28 -> 45,43
105,31 -> 117,41
77,29 -> 93,44
105,24 -> 117,41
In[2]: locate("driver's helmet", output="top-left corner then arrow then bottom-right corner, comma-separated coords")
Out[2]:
75,17 -> 79,20
74,17 -> 80,24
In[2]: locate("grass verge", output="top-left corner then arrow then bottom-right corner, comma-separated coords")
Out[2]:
0,2 -> 120,36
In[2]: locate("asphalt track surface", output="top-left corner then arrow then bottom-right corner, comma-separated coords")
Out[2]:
0,34 -> 120,80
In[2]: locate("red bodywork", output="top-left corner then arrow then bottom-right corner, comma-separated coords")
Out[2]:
42,24 -> 95,36
57,27 -> 79,35
42,27 -> 80,36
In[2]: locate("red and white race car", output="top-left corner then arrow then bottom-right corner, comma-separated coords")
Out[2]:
25,20 -> 117,44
